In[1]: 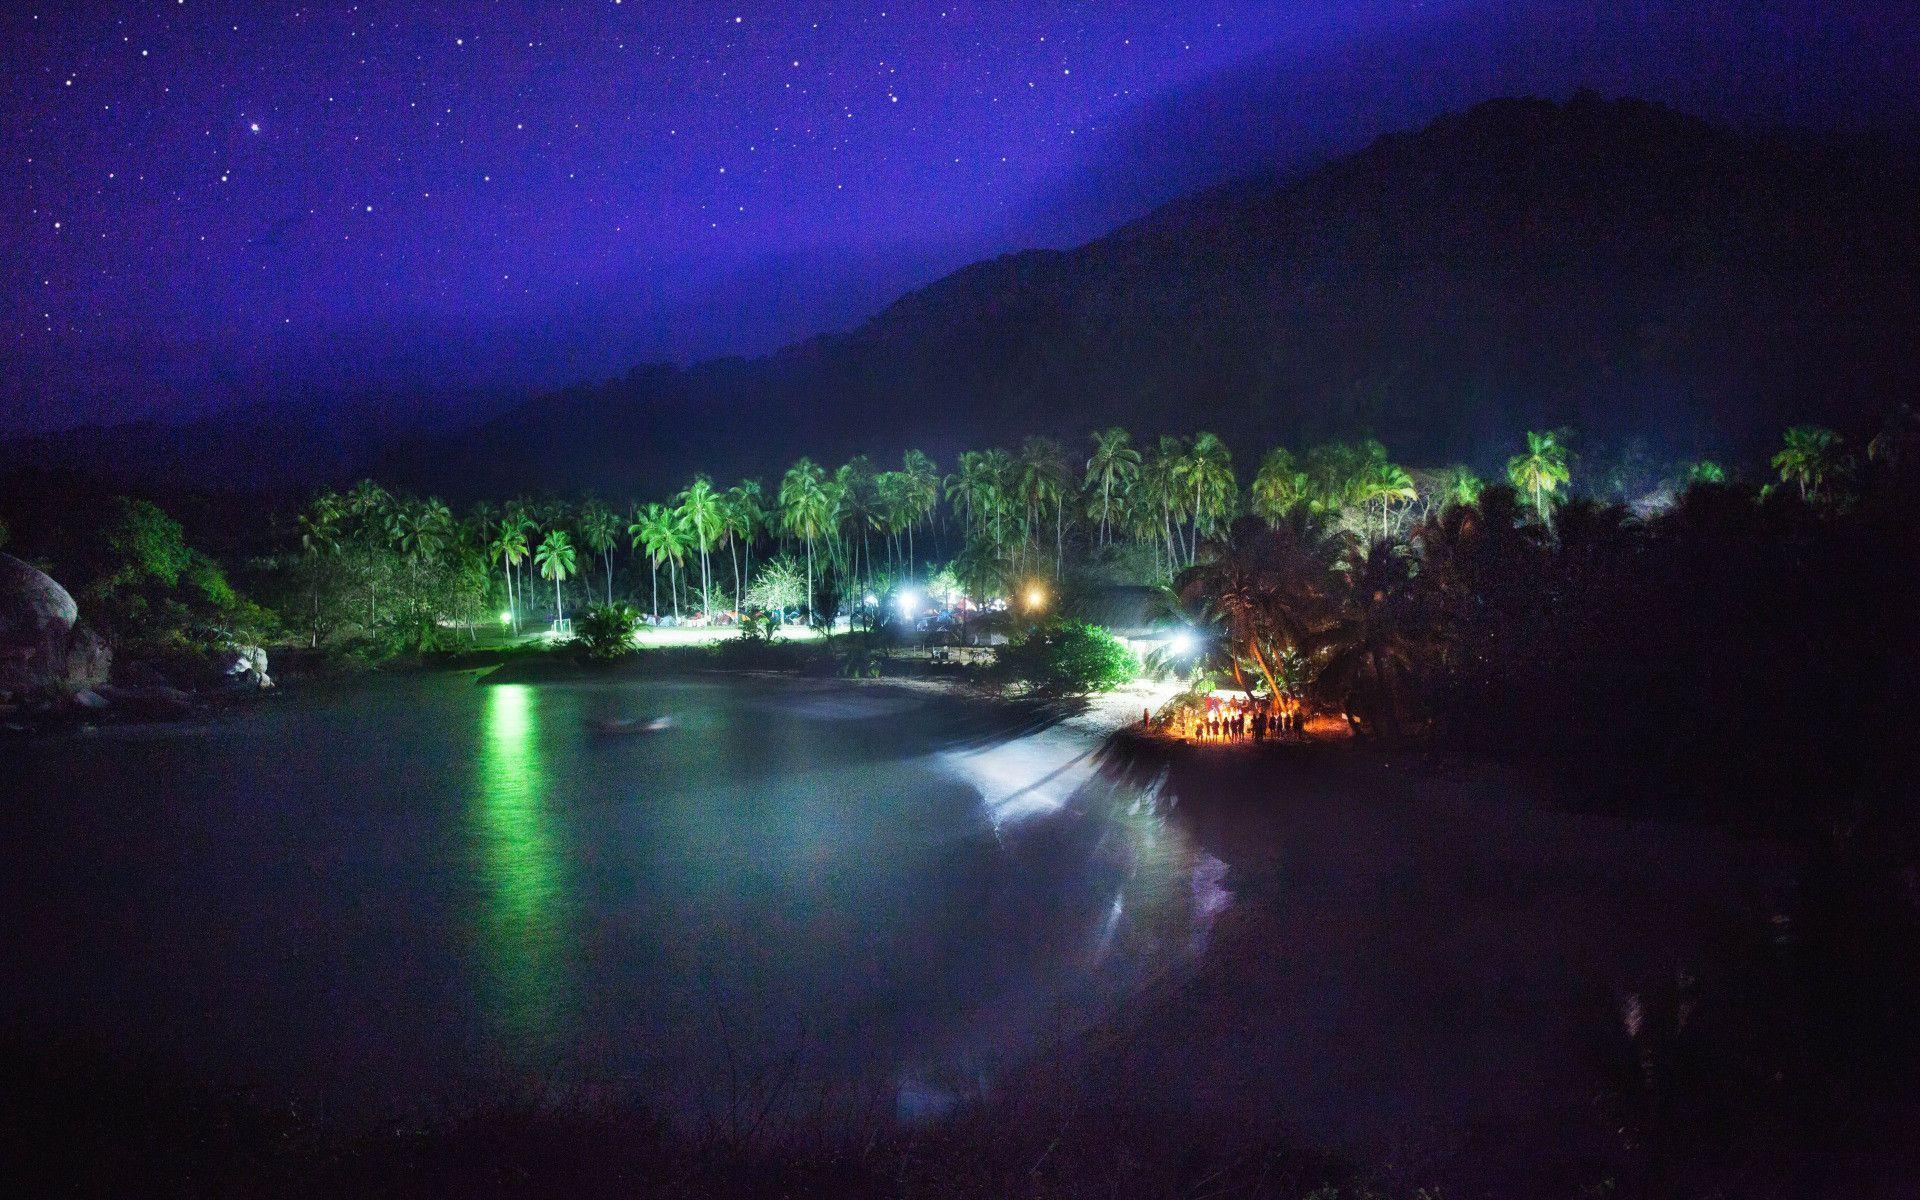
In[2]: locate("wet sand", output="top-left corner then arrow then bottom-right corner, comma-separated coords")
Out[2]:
1012,737 -> 1800,1182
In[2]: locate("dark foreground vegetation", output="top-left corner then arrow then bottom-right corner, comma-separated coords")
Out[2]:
8,1039 -> 1419,1200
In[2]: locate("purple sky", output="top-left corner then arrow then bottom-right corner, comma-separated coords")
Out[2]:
4,2 -> 1913,434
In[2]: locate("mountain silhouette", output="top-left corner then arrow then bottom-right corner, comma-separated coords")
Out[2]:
15,93 -> 1917,496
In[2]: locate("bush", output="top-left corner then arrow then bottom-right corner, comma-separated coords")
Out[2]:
737,607 -> 781,644
574,603 -> 641,660
1005,619 -> 1137,695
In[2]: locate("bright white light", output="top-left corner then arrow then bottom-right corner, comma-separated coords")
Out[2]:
864,593 -> 878,607
896,589 -> 921,615
1170,630 -> 1196,656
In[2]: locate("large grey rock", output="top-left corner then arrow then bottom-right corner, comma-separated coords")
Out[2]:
221,643 -> 272,689
0,552 -> 109,702
0,552 -> 78,643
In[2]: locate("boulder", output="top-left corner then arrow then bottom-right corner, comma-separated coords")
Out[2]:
0,551 -> 78,641
0,552 -> 110,702
222,644 -> 272,690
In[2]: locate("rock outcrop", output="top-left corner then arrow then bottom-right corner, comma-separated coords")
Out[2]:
0,552 -> 111,705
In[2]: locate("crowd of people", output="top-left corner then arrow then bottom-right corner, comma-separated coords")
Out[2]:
1155,691 -> 1305,744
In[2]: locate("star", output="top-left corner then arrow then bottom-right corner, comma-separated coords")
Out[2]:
249,121 -> 261,133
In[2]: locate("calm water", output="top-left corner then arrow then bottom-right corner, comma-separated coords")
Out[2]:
3,674 -> 1218,1117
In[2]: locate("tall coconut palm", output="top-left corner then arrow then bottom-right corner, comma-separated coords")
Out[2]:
676,475 -> 724,618
1507,429 -> 1573,526
296,492 -> 345,646
778,458 -> 833,621
1316,540 -> 1442,738
1249,446 -> 1309,527
501,503 -> 538,629
1016,436 -> 1070,573
388,497 -> 452,626
874,471 -> 912,574
945,451 -> 999,540
1355,461 -> 1418,541
1176,518 -> 1332,710
1180,431 -> 1236,562
487,520 -> 529,633
720,482 -> 764,610
900,449 -> 940,578
1085,427 -> 1140,547
1771,425 -> 1845,502
534,529 -> 577,627
627,503 -> 672,618
1139,437 -> 1190,577
833,457 -> 878,601
660,513 -> 692,619
577,500 -> 621,604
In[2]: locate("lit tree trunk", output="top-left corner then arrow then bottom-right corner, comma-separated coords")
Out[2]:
1054,494 -> 1064,575
729,537 -> 741,612
700,539 -> 711,618
503,560 -> 516,635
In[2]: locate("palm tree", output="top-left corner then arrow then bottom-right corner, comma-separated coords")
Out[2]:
1085,428 -> 1140,547
1176,518 -> 1332,710
1355,461 -> 1417,541
388,497 -> 452,627
1315,540 -> 1440,737
1016,436 -> 1070,573
1249,446 -> 1309,527
833,457 -> 879,603
1303,441 -> 1368,516
534,529 -> 577,628
1684,460 -> 1728,486
676,475 -> 724,618
659,512 -> 692,618
900,449 -> 940,577
1140,436 -> 1190,577
577,500 -> 621,605
1438,465 -> 1485,510
1180,432 -> 1236,563
337,480 -> 396,627
487,520 -> 529,633
345,479 -> 393,523
779,458 -> 833,621
1507,429 -> 1573,526
627,503 -> 671,618
1771,425 -> 1845,502
297,492 -> 345,646
945,451 -> 998,540
721,482 -> 765,610
874,471 -> 911,574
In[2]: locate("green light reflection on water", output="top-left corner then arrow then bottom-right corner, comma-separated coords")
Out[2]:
472,683 -> 571,1053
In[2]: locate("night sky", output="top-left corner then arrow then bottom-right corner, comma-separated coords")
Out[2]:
4,2 -> 1913,434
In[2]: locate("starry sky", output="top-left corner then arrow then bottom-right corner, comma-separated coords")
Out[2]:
4,1 -> 1914,435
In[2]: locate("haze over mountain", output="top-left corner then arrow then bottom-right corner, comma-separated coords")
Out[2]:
358,92 -> 1920,499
